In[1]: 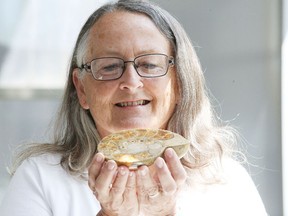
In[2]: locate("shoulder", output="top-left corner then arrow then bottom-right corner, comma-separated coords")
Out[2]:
8,153 -> 93,203
0,154 -> 63,216
15,153 -> 64,180
11,153 -> 73,195
221,158 -> 252,181
1,153 -> 99,216
220,158 -> 262,193
222,158 -> 267,214
177,158 -> 267,215
214,158 -> 260,198
16,153 -> 88,187
24,153 -> 62,166
220,158 -> 267,214
13,153 -> 62,179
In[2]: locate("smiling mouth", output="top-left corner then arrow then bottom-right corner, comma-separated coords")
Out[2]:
116,100 -> 150,107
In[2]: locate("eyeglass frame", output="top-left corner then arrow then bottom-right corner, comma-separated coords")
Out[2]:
79,53 -> 175,81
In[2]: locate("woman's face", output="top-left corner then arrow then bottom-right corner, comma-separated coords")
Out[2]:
73,11 -> 178,138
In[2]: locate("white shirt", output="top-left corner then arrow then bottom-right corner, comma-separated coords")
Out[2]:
0,154 -> 267,216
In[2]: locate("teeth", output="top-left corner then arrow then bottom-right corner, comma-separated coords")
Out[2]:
118,100 -> 147,107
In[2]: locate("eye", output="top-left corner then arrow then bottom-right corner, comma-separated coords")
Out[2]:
101,63 -> 122,72
140,63 -> 157,69
137,60 -> 159,70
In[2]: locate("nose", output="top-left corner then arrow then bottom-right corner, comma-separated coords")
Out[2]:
119,62 -> 143,91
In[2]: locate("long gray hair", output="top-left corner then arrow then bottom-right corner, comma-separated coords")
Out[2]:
12,0 -> 239,182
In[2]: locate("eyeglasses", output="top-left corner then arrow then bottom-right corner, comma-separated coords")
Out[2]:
80,53 -> 174,81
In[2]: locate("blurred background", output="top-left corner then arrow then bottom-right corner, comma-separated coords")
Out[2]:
0,0 -> 285,215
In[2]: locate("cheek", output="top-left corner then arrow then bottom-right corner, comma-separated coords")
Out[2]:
85,86 -> 110,108
83,78 -> 109,101
85,89 -> 112,125
162,78 -> 178,105
164,78 -> 179,117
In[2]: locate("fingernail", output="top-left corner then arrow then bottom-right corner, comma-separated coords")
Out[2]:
155,158 -> 163,168
165,148 -> 174,158
96,154 -> 103,163
119,167 -> 126,176
107,161 -> 115,170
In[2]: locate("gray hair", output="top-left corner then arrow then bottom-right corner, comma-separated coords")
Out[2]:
12,0 -> 240,182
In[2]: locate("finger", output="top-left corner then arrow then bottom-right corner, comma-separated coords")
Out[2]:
94,160 -> 117,199
110,166 -> 129,200
164,148 -> 187,185
154,157 -> 177,195
137,166 -> 159,200
88,153 -> 105,190
124,171 -> 137,202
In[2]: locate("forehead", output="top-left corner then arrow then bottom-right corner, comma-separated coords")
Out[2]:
91,10 -> 159,35
86,11 -> 172,57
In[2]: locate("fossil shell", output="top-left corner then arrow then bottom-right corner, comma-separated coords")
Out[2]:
97,129 -> 190,169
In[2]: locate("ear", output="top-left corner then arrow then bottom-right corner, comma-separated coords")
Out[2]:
72,69 -> 89,109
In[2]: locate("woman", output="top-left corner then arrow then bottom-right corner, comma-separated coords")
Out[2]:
0,0 -> 267,215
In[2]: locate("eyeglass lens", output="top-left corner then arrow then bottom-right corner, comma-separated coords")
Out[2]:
89,54 -> 171,80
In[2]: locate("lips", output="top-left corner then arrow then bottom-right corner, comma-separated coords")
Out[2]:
116,100 -> 150,107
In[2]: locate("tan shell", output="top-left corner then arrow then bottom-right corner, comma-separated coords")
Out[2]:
97,129 -> 190,169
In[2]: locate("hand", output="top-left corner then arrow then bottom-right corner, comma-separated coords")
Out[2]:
136,148 -> 187,216
88,153 -> 138,216
88,148 -> 187,216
